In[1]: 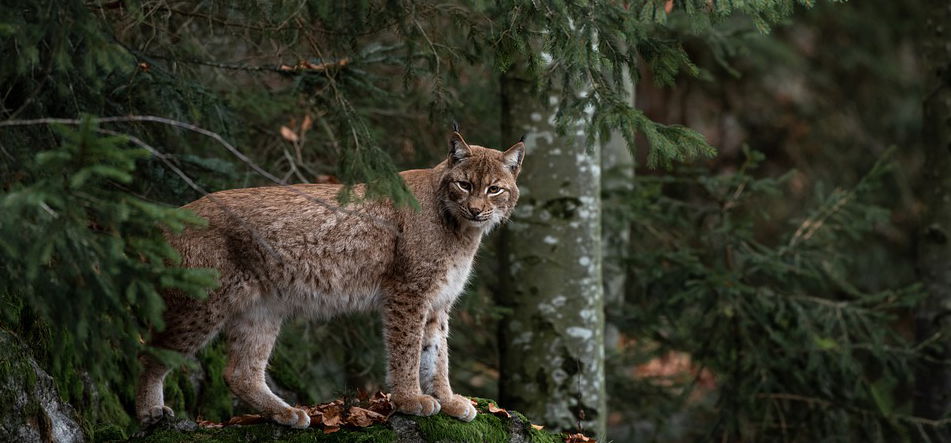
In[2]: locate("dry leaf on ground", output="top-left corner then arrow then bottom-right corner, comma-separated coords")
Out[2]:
224,414 -> 267,426
323,426 -> 340,434
347,406 -> 386,427
565,433 -> 596,443
487,403 -> 511,418
195,418 -> 223,429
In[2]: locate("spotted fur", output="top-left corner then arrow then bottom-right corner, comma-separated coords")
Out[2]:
135,132 -> 524,428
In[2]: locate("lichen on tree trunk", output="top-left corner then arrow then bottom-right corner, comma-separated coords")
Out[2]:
496,65 -> 607,437
600,70 -> 635,312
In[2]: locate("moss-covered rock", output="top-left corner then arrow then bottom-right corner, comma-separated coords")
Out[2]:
127,398 -> 567,443
0,329 -> 85,443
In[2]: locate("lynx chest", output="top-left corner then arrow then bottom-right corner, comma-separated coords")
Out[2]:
431,255 -> 475,310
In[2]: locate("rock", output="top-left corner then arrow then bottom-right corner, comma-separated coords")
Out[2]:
0,330 -> 85,443
129,398 -> 569,443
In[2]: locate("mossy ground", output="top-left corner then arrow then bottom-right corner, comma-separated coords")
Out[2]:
128,398 -> 565,443
133,423 -> 397,443
412,408 -> 508,443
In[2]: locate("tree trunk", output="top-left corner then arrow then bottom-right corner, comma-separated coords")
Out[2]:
601,72 -> 635,379
915,2 -> 951,441
496,66 -> 607,438
601,71 -> 635,311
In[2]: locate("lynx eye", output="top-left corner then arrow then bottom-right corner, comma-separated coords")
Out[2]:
487,185 -> 503,196
456,181 -> 472,192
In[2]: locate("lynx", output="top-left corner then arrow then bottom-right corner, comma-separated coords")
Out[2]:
136,130 -> 525,428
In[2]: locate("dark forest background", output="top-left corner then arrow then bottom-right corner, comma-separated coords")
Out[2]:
1,0 -> 949,442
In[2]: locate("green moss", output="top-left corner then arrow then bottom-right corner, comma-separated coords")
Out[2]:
95,386 -> 133,437
131,423 -> 397,443
0,331 -> 38,412
269,347 -> 316,405
196,342 -> 232,422
91,423 -> 126,441
460,398 -> 564,443
163,371 -> 188,418
511,411 -> 561,443
412,408 -> 508,443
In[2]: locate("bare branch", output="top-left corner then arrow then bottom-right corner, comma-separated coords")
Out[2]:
140,53 -> 351,74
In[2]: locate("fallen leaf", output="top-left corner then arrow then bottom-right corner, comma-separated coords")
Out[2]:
279,64 -> 295,71
664,0 -> 674,13
323,426 -> 340,434
301,114 -> 313,132
196,418 -> 223,429
367,392 -> 395,418
488,403 -> 511,418
470,399 -> 479,406
531,424 -> 544,430
225,414 -> 267,426
280,126 -> 299,142
347,406 -> 386,427
322,404 -> 344,427
565,433 -> 596,443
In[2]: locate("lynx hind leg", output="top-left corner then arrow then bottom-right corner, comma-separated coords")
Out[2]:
223,307 -> 309,429
420,309 -> 476,422
136,355 -> 174,426
136,302 -> 225,426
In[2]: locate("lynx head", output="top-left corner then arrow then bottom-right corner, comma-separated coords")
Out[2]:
439,131 -> 525,231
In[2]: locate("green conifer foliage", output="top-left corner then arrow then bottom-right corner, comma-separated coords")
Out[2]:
0,118 -> 218,430
606,149 -> 929,441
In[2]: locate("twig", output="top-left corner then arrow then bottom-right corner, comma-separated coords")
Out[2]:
415,19 -> 441,77
787,189 -> 852,249
141,53 -> 351,74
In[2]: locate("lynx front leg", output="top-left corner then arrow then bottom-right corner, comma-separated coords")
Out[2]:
224,307 -> 310,429
383,298 -> 441,417
420,308 -> 477,422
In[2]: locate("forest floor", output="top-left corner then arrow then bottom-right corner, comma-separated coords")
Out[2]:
125,397 -> 592,443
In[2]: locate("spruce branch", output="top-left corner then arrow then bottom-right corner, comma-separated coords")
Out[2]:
0,116 -> 398,233
94,127 -> 286,264
757,393 -> 951,428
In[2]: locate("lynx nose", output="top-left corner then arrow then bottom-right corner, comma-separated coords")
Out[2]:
468,206 -> 482,216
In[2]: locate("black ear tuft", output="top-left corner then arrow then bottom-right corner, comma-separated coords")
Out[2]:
451,120 -> 460,133
449,131 -> 472,165
519,133 -> 527,143
503,140 -> 526,176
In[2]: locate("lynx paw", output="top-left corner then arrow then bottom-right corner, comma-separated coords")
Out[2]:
440,394 -> 477,422
394,394 -> 441,416
139,405 -> 174,426
272,407 -> 311,429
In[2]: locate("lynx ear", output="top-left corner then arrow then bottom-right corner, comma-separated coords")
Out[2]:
502,138 -> 526,176
449,131 -> 472,165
